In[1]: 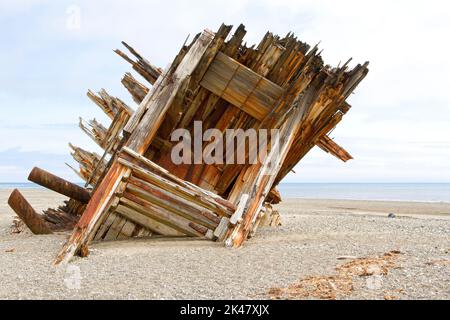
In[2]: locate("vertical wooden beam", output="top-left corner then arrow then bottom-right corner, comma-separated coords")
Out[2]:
225,103 -> 309,247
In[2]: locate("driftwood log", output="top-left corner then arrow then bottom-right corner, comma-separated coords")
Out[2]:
28,167 -> 91,204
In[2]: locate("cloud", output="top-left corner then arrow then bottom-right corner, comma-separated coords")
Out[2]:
0,0 -> 449,182
0,148 -> 82,182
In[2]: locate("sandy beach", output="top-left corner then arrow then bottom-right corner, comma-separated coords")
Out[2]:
0,189 -> 449,300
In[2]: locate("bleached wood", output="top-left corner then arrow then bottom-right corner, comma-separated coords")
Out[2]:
229,193 -> 249,226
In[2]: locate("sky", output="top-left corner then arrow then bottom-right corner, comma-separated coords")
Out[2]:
0,0 -> 449,183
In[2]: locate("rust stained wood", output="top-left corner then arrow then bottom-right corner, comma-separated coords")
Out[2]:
273,63 -> 369,187
213,42 -> 318,197
121,72 -> 149,105
28,167 -> 91,204
126,30 -> 215,153
54,30 -> 216,264
8,189 -> 53,234
200,52 -> 284,121
121,192 -> 204,237
126,176 -> 220,230
104,214 -> 127,240
118,156 -> 233,218
155,25 -> 250,188
121,147 -> 236,214
93,211 -> 117,240
54,161 -> 127,264
225,103 -> 310,247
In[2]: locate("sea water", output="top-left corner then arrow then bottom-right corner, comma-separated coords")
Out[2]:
2,182 -> 450,203
277,183 -> 450,203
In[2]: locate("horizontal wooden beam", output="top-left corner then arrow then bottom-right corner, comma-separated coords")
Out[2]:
115,204 -> 183,237
200,52 -> 284,121
121,147 -> 236,214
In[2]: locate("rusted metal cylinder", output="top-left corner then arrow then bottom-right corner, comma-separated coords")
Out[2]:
8,189 -> 52,234
28,167 -> 91,204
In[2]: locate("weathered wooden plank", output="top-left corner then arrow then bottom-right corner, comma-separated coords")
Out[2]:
103,214 -> 127,240
213,217 -> 230,241
120,193 -> 203,237
93,211 -> 116,240
117,220 -> 138,239
118,156 -> 233,218
115,41 -> 162,84
121,147 -> 236,213
225,102 -> 310,247
126,176 -> 220,229
126,30 -> 215,153
115,204 -> 182,237
316,135 -> 353,162
68,144 -> 107,187
229,193 -> 249,225
200,52 -> 284,120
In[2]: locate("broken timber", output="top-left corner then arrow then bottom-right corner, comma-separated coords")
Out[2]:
8,23 -> 369,264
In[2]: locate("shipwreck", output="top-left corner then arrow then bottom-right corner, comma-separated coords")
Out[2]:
7,24 -> 369,264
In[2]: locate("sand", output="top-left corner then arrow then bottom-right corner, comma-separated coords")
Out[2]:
0,189 -> 449,300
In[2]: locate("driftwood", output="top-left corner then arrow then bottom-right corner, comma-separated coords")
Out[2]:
8,23 -> 369,264
8,189 -> 52,234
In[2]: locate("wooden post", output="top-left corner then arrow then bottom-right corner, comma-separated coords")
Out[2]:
8,189 -> 52,234
28,167 -> 91,204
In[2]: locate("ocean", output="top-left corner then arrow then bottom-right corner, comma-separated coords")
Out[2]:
277,183 -> 450,203
1,183 -> 450,203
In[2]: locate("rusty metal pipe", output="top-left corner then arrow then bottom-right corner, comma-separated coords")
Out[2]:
28,167 -> 91,204
8,189 -> 52,234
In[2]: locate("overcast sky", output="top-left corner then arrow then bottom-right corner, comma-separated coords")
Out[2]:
0,0 -> 449,183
